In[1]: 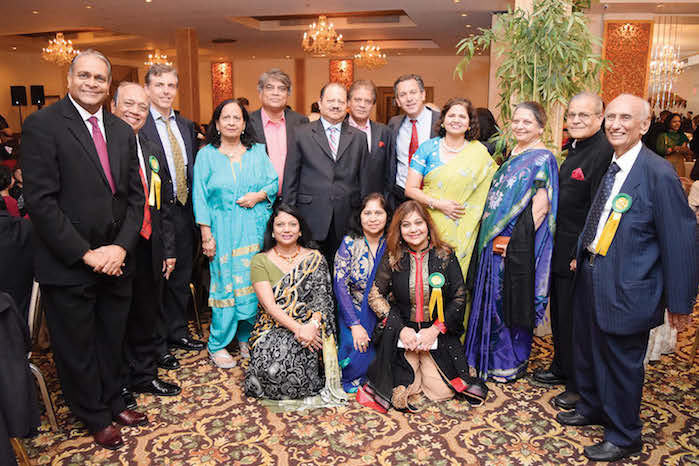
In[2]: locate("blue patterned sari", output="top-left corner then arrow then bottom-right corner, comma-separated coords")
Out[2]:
464,148 -> 558,382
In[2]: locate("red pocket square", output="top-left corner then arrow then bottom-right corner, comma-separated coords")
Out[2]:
378,141 -> 385,148
571,168 -> 585,181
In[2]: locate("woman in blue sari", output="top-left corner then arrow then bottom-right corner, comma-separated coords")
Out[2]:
465,102 -> 559,383
333,193 -> 389,393
193,98 -> 278,368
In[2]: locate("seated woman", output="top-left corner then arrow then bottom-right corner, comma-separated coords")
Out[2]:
333,193 -> 389,393
361,200 -> 487,413
245,203 -> 348,409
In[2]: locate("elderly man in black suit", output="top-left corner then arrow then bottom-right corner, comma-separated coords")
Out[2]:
248,69 -> 309,195
347,80 -> 394,197
141,64 -> 204,371
111,82 -> 181,409
22,49 -> 147,450
283,82 -> 369,264
387,74 -> 440,209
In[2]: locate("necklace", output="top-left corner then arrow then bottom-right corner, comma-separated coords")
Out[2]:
220,141 -> 244,159
274,246 -> 301,264
440,138 -> 468,153
511,138 -> 542,156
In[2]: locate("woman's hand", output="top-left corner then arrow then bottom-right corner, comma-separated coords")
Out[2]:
416,326 -> 440,352
437,199 -> 465,220
399,327 -> 419,351
236,191 -> 265,209
351,325 -> 371,353
202,236 -> 216,258
296,322 -> 322,352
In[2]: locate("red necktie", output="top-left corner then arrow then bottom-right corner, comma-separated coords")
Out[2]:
138,166 -> 152,239
87,116 -> 116,194
408,119 -> 419,165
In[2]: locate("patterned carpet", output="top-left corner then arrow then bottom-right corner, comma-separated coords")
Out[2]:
17,312 -> 699,465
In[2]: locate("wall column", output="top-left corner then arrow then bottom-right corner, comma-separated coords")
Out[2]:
294,58 -> 306,114
175,27 -> 200,123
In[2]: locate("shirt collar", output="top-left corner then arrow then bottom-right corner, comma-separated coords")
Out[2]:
406,105 -> 430,124
150,105 -> 174,122
261,107 -> 285,126
348,115 -> 369,131
320,117 -> 342,132
612,140 -> 642,173
68,93 -> 102,124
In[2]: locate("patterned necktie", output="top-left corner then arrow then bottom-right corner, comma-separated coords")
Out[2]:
138,166 -> 152,240
87,116 -> 115,194
408,119 -> 419,165
328,126 -> 338,159
164,118 -> 188,205
581,161 -> 621,250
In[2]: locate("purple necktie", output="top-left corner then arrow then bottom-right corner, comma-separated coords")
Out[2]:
87,116 -> 115,194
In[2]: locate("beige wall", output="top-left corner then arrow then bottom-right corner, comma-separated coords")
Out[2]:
674,65 -> 699,115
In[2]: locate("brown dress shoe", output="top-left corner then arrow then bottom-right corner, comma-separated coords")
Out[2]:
113,409 -> 149,427
93,424 -> 124,450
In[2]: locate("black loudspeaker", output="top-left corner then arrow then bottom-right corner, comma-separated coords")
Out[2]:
10,86 -> 27,106
30,85 -> 45,106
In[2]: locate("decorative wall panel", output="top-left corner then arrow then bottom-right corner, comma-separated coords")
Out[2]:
211,61 -> 233,110
329,59 -> 353,89
601,21 -> 653,103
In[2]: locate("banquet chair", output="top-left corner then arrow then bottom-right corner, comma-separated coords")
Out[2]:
189,283 -> 204,338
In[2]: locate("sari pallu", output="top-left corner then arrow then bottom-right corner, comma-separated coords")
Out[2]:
464,148 -> 559,382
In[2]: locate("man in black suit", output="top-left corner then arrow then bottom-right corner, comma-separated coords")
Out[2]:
21,50 -> 147,450
347,80 -> 394,197
283,82 -> 369,263
533,93 -> 613,409
141,64 -> 204,370
111,82 -> 181,408
248,69 -> 309,195
387,74 -> 440,209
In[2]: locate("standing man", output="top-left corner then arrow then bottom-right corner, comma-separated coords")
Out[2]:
111,82 -> 181,407
557,94 -> 696,462
283,82 -> 369,263
141,64 -> 204,371
387,74 -> 439,209
22,50 -> 147,450
347,80 -> 394,197
248,69 -> 309,194
533,93 -> 613,410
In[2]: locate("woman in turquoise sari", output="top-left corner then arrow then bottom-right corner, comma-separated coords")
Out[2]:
464,102 -> 559,383
193,98 -> 277,368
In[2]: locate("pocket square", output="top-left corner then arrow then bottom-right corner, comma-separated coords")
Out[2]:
571,168 -> 585,181
378,141 -> 385,148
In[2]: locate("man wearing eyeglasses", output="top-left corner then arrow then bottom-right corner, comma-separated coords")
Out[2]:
533,92 -> 612,409
248,69 -> 309,195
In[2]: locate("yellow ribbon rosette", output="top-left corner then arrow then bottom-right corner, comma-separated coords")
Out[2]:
427,272 -> 445,323
148,155 -> 162,209
595,193 -> 632,256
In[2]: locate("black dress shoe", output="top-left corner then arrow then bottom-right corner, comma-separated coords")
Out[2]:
553,391 -> 580,410
157,353 -> 180,370
168,336 -> 205,351
533,369 -> 566,385
584,440 -> 641,462
120,387 -> 137,410
556,410 -> 601,426
132,378 -> 182,397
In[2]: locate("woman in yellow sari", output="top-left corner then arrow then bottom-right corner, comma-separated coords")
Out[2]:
405,97 -> 497,280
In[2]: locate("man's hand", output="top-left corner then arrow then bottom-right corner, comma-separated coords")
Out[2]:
162,258 -> 176,280
93,245 -> 127,276
668,312 -> 690,332
570,259 -> 577,272
83,249 -> 107,271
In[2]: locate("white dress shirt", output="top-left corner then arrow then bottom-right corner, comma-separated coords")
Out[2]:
68,93 -> 105,140
320,117 -> 343,160
150,106 -> 188,198
396,106 -> 432,188
136,136 -> 147,190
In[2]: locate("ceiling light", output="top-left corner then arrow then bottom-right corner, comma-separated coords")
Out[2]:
461,13 -> 468,17
453,0 -> 461,3
302,15 -> 343,57
85,4 -> 92,8
145,49 -> 172,67
466,24 -> 471,28
285,55 -> 291,59
11,46 -> 17,50
252,55 -> 256,59
354,41 -> 387,70
42,33 -> 79,66
145,0 -> 152,3
32,10 -> 39,14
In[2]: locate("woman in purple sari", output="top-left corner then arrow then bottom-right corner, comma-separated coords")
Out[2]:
464,102 -> 559,382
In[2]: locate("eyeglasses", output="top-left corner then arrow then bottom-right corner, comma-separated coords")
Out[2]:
565,112 -> 600,122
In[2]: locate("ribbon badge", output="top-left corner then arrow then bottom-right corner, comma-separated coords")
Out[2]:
148,155 -> 162,209
595,193 -> 632,256
427,272 -> 446,324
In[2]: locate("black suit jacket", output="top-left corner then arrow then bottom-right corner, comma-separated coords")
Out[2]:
248,107 -> 309,156
282,119 -> 369,241
363,120 -> 395,197
21,95 -> 144,286
386,109 -> 440,195
137,135 -> 176,276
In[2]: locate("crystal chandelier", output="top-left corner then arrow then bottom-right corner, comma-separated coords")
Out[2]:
145,50 -> 172,67
354,41 -> 387,69
302,16 -> 344,56
648,16 -> 685,111
41,33 -> 79,66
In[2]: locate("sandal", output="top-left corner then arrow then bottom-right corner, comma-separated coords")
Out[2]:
208,348 -> 237,368
239,342 -> 250,359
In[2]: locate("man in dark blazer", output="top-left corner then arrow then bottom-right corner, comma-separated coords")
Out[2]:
347,80 -> 394,197
248,69 -> 309,194
141,64 -> 204,370
283,82 -> 369,263
387,74 -> 440,210
534,93 -> 613,409
21,50 -> 147,450
111,82 -> 181,408
556,94 -> 696,462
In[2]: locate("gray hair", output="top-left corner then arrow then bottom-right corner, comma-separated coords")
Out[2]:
569,92 -> 604,114
257,69 -> 292,94
348,80 -> 377,103
68,49 -> 112,81
393,74 -> 425,94
112,81 -> 143,105
145,64 -> 178,85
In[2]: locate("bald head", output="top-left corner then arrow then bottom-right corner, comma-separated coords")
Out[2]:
604,94 -> 651,156
111,82 -> 150,133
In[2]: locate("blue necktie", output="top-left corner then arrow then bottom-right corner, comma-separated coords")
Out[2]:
581,161 -> 621,250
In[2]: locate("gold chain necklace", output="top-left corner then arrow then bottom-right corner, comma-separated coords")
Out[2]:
274,246 -> 301,264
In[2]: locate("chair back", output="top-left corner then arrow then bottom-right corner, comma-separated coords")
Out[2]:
27,280 -> 41,357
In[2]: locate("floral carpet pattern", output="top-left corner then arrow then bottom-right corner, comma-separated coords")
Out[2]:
18,314 -> 699,465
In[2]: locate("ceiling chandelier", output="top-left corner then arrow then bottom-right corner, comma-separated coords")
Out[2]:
41,33 -> 79,66
648,16 -> 685,111
145,49 -> 172,67
302,15 -> 343,56
354,41 -> 387,69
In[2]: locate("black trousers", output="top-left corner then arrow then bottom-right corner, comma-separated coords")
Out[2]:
573,257 -> 649,448
41,278 -> 131,432
157,202 -> 194,354
123,237 -> 162,387
549,272 -> 575,388
389,184 -> 408,212
319,213 -> 343,272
